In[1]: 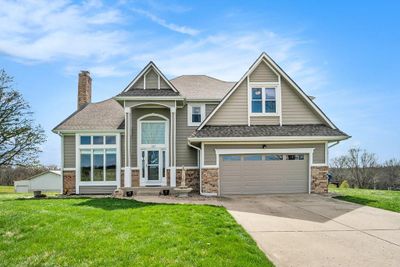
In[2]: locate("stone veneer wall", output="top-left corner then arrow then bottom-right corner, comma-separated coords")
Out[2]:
120,170 -> 124,187
132,169 -> 140,187
176,168 -> 200,192
63,171 -> 76,195
201,168 -> 219,194
311,165 -> 329,193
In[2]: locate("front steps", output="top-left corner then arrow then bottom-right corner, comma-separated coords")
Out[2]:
117,187 -> 172,197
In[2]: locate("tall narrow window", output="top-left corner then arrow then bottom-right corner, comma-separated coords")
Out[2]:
141,150 -> 145,179
192,106 -> 201,123
105,149 -> 116,181
80,150 -> 91,181
265,88 -> 276,113
162,150 -> 166,178
93,149 -> 104,181
251,88 -> 262,113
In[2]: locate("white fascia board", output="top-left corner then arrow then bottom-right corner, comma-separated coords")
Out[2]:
114,96 -> 185,101
216,148 -> 315,155
188,136 -> 349,142
186,99 -> 221,102
57,129 -> 124,134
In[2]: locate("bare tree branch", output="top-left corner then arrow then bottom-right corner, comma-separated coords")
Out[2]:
0,69 -> 46,167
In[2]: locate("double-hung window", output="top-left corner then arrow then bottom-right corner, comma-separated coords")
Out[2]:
251,87 -> 277,114
188,104 -> 205,126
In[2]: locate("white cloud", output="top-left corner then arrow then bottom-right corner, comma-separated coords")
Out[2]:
0,0 -> 324,90
131,8 -> 199,36
0,0 -> 127,63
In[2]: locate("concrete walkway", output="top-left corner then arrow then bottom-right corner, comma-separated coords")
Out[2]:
222,194 -> 400,267
135,194 -> 400,267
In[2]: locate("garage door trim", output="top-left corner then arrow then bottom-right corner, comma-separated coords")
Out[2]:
215,148 -> 314,195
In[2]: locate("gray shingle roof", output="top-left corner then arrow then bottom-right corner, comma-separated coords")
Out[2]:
118,89 -> 180,97
192,124 -> 349,138
53,99 -> 124,131
170,75 -> 235,100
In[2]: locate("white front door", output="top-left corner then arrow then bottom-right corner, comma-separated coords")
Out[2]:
138,119 -> 168,186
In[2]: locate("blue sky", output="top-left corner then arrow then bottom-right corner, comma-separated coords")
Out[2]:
0,0 -> 399,166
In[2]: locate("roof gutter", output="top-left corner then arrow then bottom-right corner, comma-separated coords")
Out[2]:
188,135 -> 350,142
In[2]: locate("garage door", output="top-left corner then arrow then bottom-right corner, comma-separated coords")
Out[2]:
220,153 -> 309,195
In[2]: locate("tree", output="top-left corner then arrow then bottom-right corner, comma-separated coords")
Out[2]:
330,155 -> 349,185
0,69 -> 46,167
345,148 -> 378,188
381,158 -> 400,189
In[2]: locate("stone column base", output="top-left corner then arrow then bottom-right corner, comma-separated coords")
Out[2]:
63,171 -> 76,195
176,168 -> 200,192
311,165 -> 329,193
201,168 -> 219,195
132,169 -> 140,187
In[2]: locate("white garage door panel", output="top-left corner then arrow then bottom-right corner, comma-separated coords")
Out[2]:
220,154 -> 308,195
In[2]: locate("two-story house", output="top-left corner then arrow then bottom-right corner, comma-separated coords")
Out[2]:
53,52 -> 349,196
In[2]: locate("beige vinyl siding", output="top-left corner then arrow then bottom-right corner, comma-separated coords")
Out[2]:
79,186 -> 117,194
206,103 -> 218,116
63,135 -> 76,168
203,143 -> 326,165
176,105 -> 198,166
281,79 -> 325,124
250,116 -> 280,125
249,61 -> 278,82
131,108 -> 171,167
133,76 -> 144,89
160,78 -> 171,89
207,80 -> 248,125
145,69 -> 158,88
120,134 -> 125,167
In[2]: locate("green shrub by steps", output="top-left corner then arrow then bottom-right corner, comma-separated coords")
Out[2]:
340,180 -> 350,188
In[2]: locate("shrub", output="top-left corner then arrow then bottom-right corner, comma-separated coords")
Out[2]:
340,180 -> 350,188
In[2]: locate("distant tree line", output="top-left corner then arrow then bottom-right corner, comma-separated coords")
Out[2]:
330,148 -> 400,190
0,165 -> 58,186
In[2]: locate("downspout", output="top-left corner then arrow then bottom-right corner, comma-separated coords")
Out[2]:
56,131 -> 64,194
187,140 -> 203,194
328,141 -> 340,148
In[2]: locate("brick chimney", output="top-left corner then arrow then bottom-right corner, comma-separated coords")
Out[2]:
77,70 -> 92,110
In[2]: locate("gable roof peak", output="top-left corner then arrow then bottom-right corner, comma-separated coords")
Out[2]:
122,61 -> 179,93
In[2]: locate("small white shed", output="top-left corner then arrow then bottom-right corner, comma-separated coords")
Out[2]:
14,171 -> 62,193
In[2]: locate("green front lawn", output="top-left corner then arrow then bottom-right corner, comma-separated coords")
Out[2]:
0,186 -> 14,194
329,186 -> 400,213
0,194 -> 272,266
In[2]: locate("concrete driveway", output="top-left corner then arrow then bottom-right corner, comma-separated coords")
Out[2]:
222,194 -> 400,267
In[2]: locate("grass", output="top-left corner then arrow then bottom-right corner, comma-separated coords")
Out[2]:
329,185 -> 400,213
0,186 -> 14,194
0,192 -> 272,267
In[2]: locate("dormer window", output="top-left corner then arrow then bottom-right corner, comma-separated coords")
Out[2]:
251,87 -> 278,114
188,103 -> 205,126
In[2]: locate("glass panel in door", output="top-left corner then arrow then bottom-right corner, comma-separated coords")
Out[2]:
147,150 -> 159,181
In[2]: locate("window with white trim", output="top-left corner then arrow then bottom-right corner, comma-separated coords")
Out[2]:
251,87 -> 277,114
187,103 -> 205,126
78,135 -> 118,182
